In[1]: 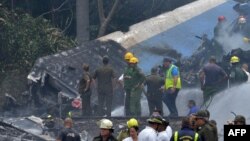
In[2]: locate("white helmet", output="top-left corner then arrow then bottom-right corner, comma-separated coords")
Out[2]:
238,16 -> 246,24
99,119 -> 113,129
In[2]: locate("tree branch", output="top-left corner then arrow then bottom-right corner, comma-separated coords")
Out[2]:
37,0 -> 69,18
97,0 -> 106,24
105,0 -> 120,24
97,0 -> 120,37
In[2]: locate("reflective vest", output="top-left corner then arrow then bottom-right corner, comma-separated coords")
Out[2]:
165,64 -> 181,89
174,131 -> 199,141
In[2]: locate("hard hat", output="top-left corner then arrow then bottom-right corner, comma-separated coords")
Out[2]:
147,115 -> 163,124
243,37 -> 250,43
194,110 -> 209,119
230,56 -> 240,63
124,52 -> 134,60
129,57 -> 139,64
218,16 -> 226,22
234,115 -> 246,124
238,16 -> 246,24
99,119 -> 113,129
127,118 -> 139,128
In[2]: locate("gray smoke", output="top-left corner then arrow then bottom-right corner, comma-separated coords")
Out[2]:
208,82 -> 250,141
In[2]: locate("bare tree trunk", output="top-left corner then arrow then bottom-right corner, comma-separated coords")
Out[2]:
76,0 -> 89,44
97,0 -> 120,37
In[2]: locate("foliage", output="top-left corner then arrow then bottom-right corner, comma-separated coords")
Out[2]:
0,6 -> 76,72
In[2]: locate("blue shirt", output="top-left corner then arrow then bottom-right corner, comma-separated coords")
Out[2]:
171,65 -> 179,77
188,106 -> 200,116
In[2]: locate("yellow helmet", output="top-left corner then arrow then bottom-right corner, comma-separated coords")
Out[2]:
230,56 -> 240,63
124,52 -> 134,60
127,118 -> 139,128
129,57 -> 139,64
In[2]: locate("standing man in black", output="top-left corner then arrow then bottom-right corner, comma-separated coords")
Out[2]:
93,56 -> 116,117
145,67 -> 164,116
199,56 -> 228,109
79,64 -> 92,116
56,118 -> 81,141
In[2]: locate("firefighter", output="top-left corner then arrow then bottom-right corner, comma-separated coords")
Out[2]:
93,56 -> 116,117
119,52 -> 134,116
93,119 -> 117,141
214,15 -> 227,38
117,118 -> 139,141
229,56 -> 248,86
162,57 -> 181,117
126,57 -> 145,116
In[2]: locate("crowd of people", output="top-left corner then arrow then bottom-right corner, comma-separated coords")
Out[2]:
78,49 -> 249,117
56,110 -> 247,141
55,13 -> 250,141
78,51 -> 183,117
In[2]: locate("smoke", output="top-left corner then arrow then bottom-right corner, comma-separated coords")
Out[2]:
111,88 -> 203,117
208,82 -> 250,141
216,22 -> 249,54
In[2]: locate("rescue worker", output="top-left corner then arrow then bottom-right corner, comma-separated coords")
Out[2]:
93,56 -> 116,117
194,110 -> 217,141
232,16 -> 247,34
79,64 -> 92,116
187,100 -> 200,116
145,67 -> 165,115
120,52 -> 134,116
56,118 -> 81,141
203,110 -> 219,141
233,115 -> 246,125
124,57 -> 145,117
158,118 -> 171,141
170,116 -> 201,141
122,126 -> 139,141
228,115 -> 246,125
214,16 -> 227,38
162,57 -> 181,117
138,114 -> 163,141
124,52 -> 134,64
199,56 -> 228,109
229,56 -> 248,86
119,52 -> 134,86
117,118 -> 139,141
93,119 -> 117,141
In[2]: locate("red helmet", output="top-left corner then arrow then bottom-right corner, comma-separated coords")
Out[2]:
218,16 -> 226,22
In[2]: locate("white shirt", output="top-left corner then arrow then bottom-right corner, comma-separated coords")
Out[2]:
166,126 -> 173,139
122,137 -> 133,141
138,126 -> 158,141
158,131 -> 170,141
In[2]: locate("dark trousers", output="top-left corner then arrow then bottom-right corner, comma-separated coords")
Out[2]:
81,90 -> 92,116
124,89 -> 131,116
98,90 -> 113,117
163,89 -> 180,117
146,93 -> 163,116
